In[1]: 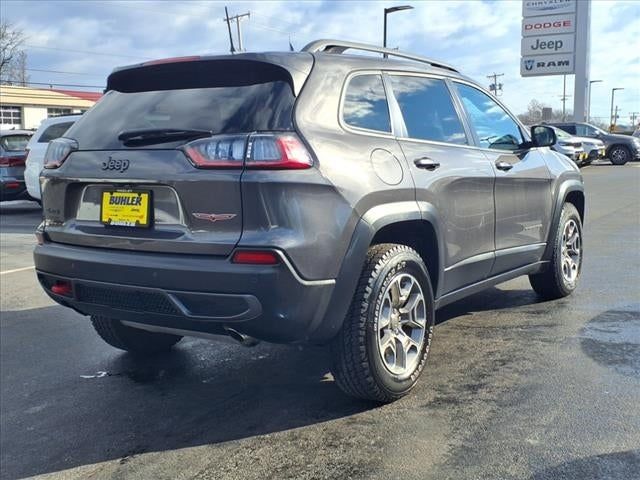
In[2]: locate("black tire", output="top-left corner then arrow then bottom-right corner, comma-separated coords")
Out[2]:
529,203 -> 583,300
91,316 -> 182,354
609,145 -> 630,165
331,244 -> 435,403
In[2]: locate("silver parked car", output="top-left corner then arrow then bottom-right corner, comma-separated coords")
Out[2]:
548,126 -> 588,165
551,126 -> 604,166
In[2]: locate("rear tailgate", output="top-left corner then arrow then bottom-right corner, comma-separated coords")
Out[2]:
40,54 -> 313,256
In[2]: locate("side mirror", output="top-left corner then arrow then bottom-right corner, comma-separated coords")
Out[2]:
531,125 -> 556,147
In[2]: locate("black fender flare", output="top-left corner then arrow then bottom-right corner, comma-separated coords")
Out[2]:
542,179 -> 585,262
309,201 -> 445,343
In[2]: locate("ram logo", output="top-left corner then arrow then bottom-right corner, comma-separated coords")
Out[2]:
524,59 -> 535,71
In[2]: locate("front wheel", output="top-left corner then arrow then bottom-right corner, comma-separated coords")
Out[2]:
529,203 -> 583,299
331,244 -> 435,402
609,145 -> 630,165
91,316 -> 182,354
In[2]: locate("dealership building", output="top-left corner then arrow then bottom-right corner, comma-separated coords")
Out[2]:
0,85 -> 101,130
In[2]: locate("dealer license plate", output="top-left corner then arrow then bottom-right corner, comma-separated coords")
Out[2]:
101,190 -> 151,227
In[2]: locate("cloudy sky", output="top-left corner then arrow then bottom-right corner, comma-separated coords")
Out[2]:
2,0 -> 639,124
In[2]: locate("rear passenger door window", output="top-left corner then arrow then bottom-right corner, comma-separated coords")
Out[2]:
454,83 -> 523,151
388,75 -> 467,145
343,74 -> 391,133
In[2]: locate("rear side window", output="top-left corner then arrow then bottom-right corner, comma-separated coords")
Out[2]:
39,122 -> 74,143
343,74 -> 391,133
1,135 -> 30,151
562,125 -> 577,135
389,76 -> 467,144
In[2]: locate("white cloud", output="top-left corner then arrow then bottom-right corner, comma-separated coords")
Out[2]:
1,0 -> 638,123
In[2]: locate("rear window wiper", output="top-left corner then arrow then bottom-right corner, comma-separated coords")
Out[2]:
118,128 -> 212,146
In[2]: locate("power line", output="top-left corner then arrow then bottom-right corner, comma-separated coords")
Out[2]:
24,44 -> 149,60
2,80 -> 104,89
25,68 -> 105,77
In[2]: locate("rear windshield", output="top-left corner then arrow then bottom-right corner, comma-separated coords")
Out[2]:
1,135 -> 31,152
67,62 -> 297,150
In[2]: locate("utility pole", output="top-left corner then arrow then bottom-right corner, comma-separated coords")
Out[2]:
609,87 -> 624,131
486,72 -> 504,97
629,112 -> 639,127
223,9 -> 250,52
223,7 -> 236,54
560,75 -> 571,121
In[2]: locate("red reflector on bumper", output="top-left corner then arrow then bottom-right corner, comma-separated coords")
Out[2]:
51,281 -> 73,296
231,250 -> 280,265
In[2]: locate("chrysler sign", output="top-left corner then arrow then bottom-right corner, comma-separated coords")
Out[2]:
523,0 -> 576,18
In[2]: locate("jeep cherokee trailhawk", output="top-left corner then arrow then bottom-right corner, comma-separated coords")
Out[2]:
34,40 -> 585,402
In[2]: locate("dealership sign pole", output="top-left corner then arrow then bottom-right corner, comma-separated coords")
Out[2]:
521,0 -> 590,122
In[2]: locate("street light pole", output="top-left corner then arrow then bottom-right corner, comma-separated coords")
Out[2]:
610,87 -> 624,131
587,79 -> 602,124
383,5 -> 413,58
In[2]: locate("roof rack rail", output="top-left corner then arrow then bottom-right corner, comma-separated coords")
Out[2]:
301,39 -> 459,73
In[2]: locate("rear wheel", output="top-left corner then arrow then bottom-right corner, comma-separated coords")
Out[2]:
91,316 -> 182,354
609,145 -> 630,165
331,244 -> 435,402
529,203 -> 583,299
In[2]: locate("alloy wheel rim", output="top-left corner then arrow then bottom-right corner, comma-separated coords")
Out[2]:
612,148 -> 626,162
561,218 -> 581,284
376,273 -> 427,376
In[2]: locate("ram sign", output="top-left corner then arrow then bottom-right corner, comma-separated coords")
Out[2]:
520,53 -> 574,76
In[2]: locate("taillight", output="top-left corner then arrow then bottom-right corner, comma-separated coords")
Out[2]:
181,133 -> 313,170
0,156 -> 26,167
181,134 -> 247,169
44,138 -> 78,169
246,134 -> 312,170
231,250 -> 280,265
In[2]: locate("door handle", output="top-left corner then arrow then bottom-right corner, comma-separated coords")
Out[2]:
495,160 -> 514,171
414,157 -> 440,170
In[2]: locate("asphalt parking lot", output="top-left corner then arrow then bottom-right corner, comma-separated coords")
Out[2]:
1,163 -> 639,480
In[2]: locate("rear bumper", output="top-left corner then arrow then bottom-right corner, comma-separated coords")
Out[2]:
34,242 -> 337,344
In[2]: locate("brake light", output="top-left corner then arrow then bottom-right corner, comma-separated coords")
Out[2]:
231,250 -> 280,265
246,134 -> 312,170
143,56 -> 201,66
0,156 -> 26,167
44,138 -> 78,169
181,133 -> 312,170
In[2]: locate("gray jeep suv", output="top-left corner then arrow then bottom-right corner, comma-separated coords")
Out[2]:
550,122 -> 640,165
34,40 -> 585,402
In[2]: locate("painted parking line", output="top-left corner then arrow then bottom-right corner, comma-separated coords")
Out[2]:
0,265 -> 35,276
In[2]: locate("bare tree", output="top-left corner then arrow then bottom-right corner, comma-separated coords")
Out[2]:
0,21 -> 26,82
518,99 -> 568,125
6,50 -> 29,86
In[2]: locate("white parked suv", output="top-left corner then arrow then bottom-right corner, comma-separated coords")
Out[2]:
25,115 -> 81,201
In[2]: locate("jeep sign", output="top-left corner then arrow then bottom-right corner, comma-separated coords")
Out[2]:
520,54 -> 574,76
522,13 -> 575,37
521,33 -> 575,56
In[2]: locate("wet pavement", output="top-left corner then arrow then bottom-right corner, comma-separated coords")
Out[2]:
1,164 -> 639,480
